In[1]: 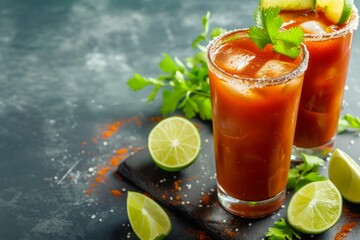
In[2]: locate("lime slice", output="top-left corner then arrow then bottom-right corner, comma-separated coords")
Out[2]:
127,191 -> 171,240
287,180 -> 342,234
329,148 -> 360,203
148,116 -> 201,172
260,0 -> 316,10
317,0 -> 354,24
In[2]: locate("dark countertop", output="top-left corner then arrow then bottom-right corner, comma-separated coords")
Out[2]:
0,0 -> 359,239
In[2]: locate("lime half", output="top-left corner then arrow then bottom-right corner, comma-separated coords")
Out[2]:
127,191 -> 171,240
148,116 -> 201,172
329,148 -> 360,203
287,180 -> 342,234
317,0 -> 354,24
260,0 -> 316,10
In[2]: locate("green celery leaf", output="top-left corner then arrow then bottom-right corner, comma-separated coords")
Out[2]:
147,85 -> 162,102
249,7 -> 304,59
266,218 -> 301,240
263,7 -> 282,40
301,153 -> 324,174
287,168 -> 300,190
304,172 -> 327,182
202,11 -> 211,35
192,34 -> 206,49
161,88 -> 186,116
210,27 -> 227,38
274,27 -> 303,59
159,53 -> 180,73
254,6 -> 263,27
127,73 -> 152,91
338,118 -> 351,133
248,26 -> 272,49
338,114 -> 360,133
180,97 -> 198,119
193,96 -> 212,120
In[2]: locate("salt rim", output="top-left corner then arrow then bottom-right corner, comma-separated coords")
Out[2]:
206,28 -> 309,89
305,5 -> 359,41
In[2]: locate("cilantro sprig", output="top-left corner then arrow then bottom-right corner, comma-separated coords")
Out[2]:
127,12 -> 226,120
337,114 -> 360,133
249,7 -> 304,59
287,153 -> 327,191
266,218 -> 301,240
267,154 -> 327,240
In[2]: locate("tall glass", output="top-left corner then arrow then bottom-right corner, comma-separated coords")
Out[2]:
281,7 -> 359,159
206,29 -> 309,218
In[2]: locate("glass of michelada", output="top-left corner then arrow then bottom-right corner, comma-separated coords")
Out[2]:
260,0 -> 359,159
206,7 -> 309,217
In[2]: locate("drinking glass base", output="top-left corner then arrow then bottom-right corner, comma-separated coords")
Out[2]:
217,184 -> 286,218
291,137 -> 335,162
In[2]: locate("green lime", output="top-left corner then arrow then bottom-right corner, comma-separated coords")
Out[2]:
260,0 -> 316,10
317,0 -> 354,24
148,116 -> 201,172
329,148 -> 360,203
127,191 -> 172,240
287,180 -> 342,234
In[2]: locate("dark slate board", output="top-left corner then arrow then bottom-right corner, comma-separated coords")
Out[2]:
117,119 -> 360,240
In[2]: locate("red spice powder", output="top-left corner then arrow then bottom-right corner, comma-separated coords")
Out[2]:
334,222 -> 357,240
83,116 -> 152,196
102,121 -> 123,139
116,148 -> 128,155
224,228 -> 235,237
110,189 -> 122,197
174,180 -> 182,191
150,116 -> 162,123
201,194 -> 210,205
198,231 -> 208,240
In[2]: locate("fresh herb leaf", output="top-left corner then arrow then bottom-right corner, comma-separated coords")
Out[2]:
266,218 -> 301,240
287,154 -> 326,191
249,7 -> 304,59
127,12 -> 222,120
338,114 -> 360,133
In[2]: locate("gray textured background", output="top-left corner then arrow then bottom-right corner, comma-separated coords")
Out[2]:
0,0 -> 359,239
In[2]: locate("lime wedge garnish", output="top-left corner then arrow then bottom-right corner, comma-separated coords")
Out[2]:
260,0 -> 316,10
127,191 -> 172,240
287,180 -> 342,234
148,116 -> 201,172
329,148 -> 360,203
317,0 -> 354,24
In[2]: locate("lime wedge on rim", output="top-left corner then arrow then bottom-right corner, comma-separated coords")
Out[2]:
329,148 -> 360,203
317,0 -> 354,24
260,0 -> 316,10
287,180 -> 342,234
127,191 -> 172,240
148,116 -> 201,172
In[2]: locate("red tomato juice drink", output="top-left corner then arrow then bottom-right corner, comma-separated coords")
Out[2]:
206,29 -> 309,218
280,7 -> 359,159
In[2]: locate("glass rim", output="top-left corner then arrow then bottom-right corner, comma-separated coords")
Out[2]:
206,28 -> 309,87
304,5 -> 359,41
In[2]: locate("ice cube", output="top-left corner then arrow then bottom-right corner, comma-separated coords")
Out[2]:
215,46 -> 255,72
256,60 -> 296,78
300,21 -> 328,34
